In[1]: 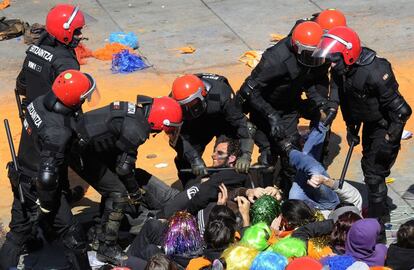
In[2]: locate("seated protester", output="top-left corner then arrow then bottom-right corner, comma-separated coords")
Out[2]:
282,122 -> 340,210
145,254 -> 179,270
386,219 -> 414,270
291,210 -> 362,255
186,205 -> 238,270
126,211 -> 203,269
269,237 -> 307,259
345,219 -> 387,266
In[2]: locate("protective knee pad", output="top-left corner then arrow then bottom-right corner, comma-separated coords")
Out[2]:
366,181 -> 388,204
104,193 -> 128,243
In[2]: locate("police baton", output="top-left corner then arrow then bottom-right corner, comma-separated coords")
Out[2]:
338,124 -> 361,189
4,119 -> 25,204
14,88 -> 25,125
180,165 -> 270,173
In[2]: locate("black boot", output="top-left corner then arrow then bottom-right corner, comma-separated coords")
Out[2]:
97,241 -> 128,265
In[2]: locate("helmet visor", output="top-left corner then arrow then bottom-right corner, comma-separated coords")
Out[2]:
294,42 -> 325,67
312,34 -> 351,63
176,86 -> 206,120
81,73 -> 100,107
163,120 -> 182,147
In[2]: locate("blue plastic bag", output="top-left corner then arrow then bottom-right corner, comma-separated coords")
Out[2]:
111,50 -> 149,73
109,31 -> 139,49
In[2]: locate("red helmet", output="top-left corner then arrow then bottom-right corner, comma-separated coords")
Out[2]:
316,9 -> 347,31
52,70 -> 96,108
171,74 -> 207,119
46,4 -> 85,45
291,21 -> 324,66
147,96 -> 183,146
312,26 -> 361,66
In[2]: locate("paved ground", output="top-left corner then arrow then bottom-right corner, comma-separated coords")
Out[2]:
0,0 -> 413,244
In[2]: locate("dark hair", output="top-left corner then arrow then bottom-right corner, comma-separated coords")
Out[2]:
214,135 -> 241,158
209,205 -> 237,223
330,212 -> 362,254
334,202 -> 355,210
397,219 -> 414,249
204,217 -> 236,249
145,254 -> 178,270
281,200 -> 316,230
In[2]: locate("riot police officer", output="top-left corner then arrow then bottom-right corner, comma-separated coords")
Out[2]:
0,70 -> 96,269
70,96 -> 182,264
313,26 -> 412,240
170,73 -> 255,186
15,3 -> 86,204
236,21 -> 334,191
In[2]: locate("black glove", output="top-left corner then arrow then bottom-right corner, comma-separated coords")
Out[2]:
129,190 -> 143,205
346,125 -> 360,146
235,153 -> 252,174
258,148 -> 275,166
191,157 -> 208,176
268,113 -> 285,140
375,137 -> 398,165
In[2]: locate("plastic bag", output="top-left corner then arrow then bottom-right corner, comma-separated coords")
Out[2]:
111,50 -> 148,73
109,31 -> 138,49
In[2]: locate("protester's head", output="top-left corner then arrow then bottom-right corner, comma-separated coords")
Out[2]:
204,216 -> 236,250
285,257 -> 323,270
221,243 -> 259,270
330,212 -> 362,254
345,218 -> 387,266
396,219 -> 414,249
209,205 -> 237,222
250,195 -> 281,226
163,211 -> 203,256
270,237 -> 307,259
240,222 -> 272,251
212,136 -> 241,168
281,200 -> 316,230
329,202 -> 361,223
144,254 -> 178,270
250,251 -> 288,270
321,255 -> 355,270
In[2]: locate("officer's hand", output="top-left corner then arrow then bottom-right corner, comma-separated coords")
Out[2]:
268,113 -> 285,140
235,153 -> 251,174
375,137 -> 398,165
191,157 -> 208,176
129,190 -> 142,205
346,126 -> 360,146
258,148 -> 274,166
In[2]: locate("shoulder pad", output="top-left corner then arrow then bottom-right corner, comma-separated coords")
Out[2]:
201,78 -> 212,93
356,47 -> 376,66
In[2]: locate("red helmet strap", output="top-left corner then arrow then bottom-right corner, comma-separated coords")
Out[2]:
63,5 -> 80,30
324,33 -> 353,50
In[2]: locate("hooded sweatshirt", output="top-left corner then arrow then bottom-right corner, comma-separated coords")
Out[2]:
385,243 -> 414,270
345,218 -> 387,266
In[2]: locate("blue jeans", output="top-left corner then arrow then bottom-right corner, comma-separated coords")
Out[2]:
288,122 -> 339,210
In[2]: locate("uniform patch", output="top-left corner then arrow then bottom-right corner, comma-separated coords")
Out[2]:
187,186 -> 200,199
28,45 -> 53,62
26,103 -> 42,128
127,102 -> 136,115
383,73 -> 389,80
112,101 -> 121,110
27,61 -> 42,72
23,119 -> 32,135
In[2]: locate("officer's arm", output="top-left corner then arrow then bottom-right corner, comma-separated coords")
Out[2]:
36,128 -> 71,213
16,67 -> 27,96
238,49 -> 282,118
305,68 -> 332,109
373,64 -> 412,142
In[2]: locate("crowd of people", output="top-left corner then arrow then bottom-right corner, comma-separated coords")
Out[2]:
0,3 -> 413,270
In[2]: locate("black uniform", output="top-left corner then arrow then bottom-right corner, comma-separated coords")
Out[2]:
70,101 -> 151,264
0,92 -> 89,269
16,32 -> 79,103
334,48 -> 411,222
174,73 -> 254,185
237,37 -> 331,189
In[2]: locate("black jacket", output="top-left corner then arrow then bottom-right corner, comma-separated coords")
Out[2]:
386,244 -> 414,270
16,32 -> 79,103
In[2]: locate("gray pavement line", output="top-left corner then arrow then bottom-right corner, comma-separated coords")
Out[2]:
199,0 -> 253,50
388,184 -> 414,211
307,0 -> 323,11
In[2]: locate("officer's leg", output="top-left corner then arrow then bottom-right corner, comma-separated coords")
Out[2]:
53,195 -> 91,269
275,112 -> 300,195
97,192 -> 129,265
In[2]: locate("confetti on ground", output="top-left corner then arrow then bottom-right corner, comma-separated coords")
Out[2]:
270,33 -> 285,42
171,46 -> 196,54
239,50 -> 263,68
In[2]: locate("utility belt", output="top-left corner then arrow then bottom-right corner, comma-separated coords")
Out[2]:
7,161 -> 34,188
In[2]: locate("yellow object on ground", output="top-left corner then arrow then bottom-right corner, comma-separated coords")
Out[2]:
270,33 -> 285,42
0,0 -> 10,10
239,50 -> 263,68
386,177 -> 395,184
175,46 -> 196,54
